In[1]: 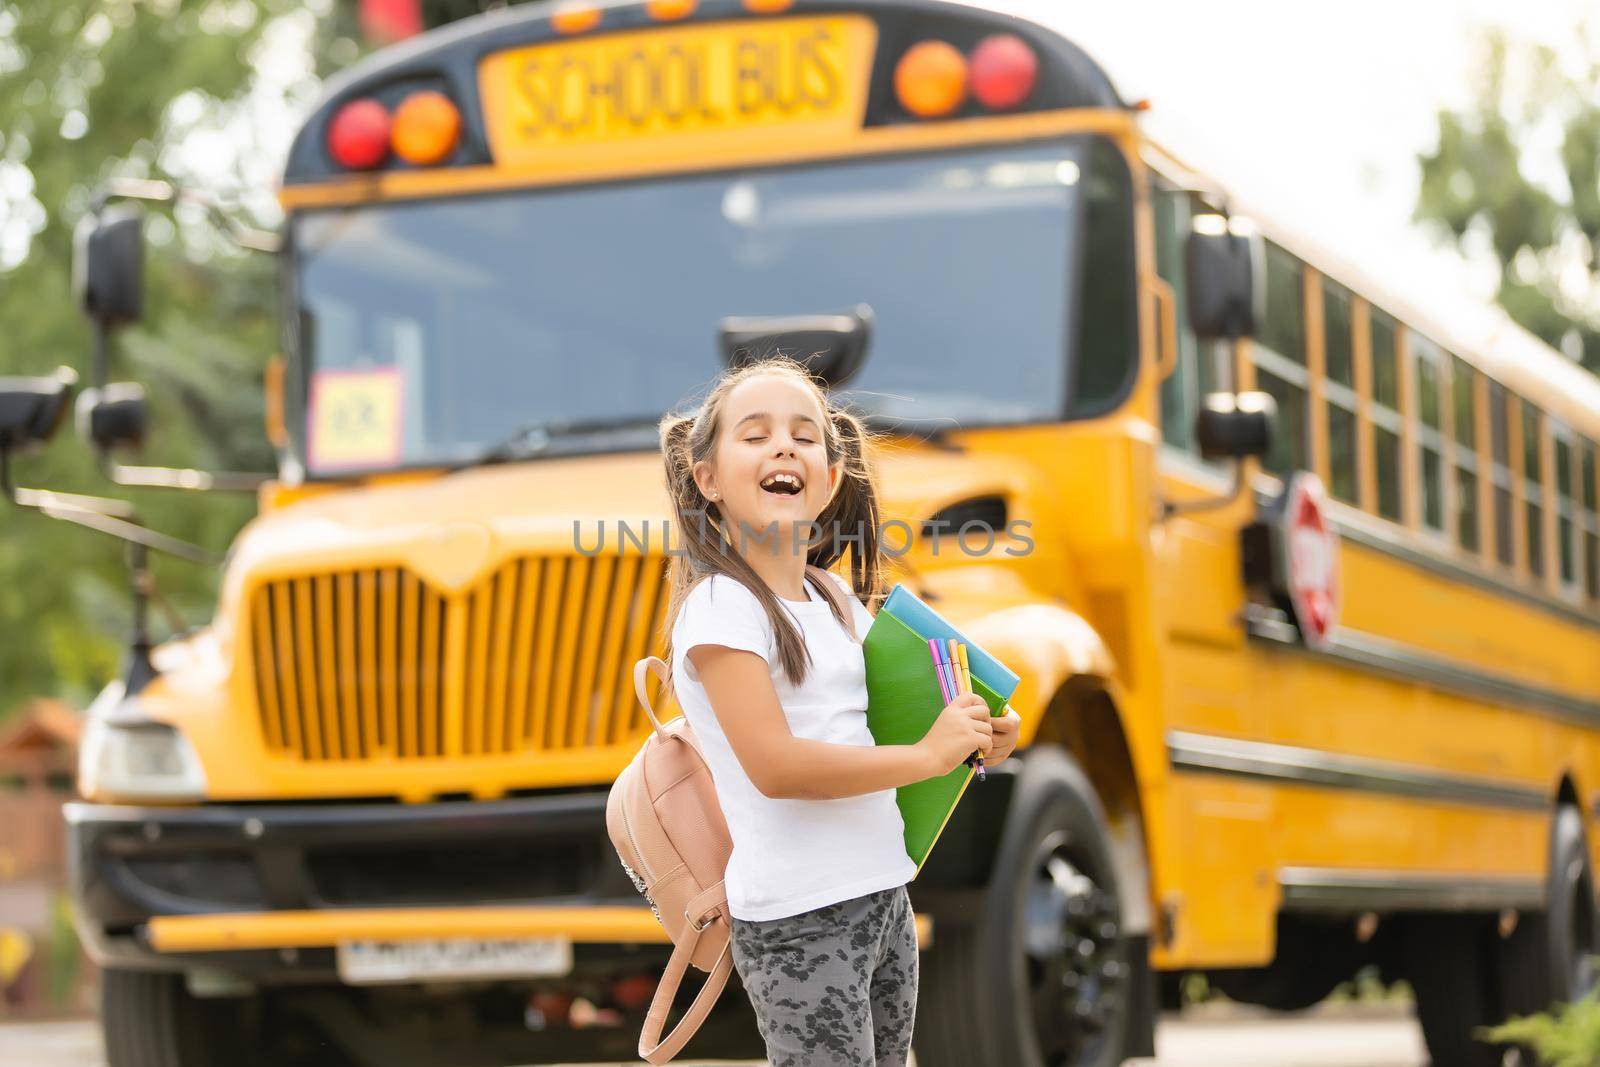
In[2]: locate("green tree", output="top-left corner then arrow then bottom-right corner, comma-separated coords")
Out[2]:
0,1 -> 361,722
1415,25 -> 1600,374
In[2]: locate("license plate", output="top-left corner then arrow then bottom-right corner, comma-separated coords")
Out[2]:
335,937 -> 573,984
480,15 -> 877,168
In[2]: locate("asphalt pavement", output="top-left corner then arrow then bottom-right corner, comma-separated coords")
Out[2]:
0,1007 -> 1429,1067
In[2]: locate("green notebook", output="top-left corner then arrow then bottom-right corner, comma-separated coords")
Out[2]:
861,607 -> 1008,874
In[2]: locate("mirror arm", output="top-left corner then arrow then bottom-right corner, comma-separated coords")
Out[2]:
1160,459 -> 1250,520
39,502 -> 219,566
111,539 -> 162,695
3,448 -> 209,691
2,447 -> 220,565
0,447 -> 129,516
97,454 -> 271,493
90,309 -> 109,392
92,178 -> 279,254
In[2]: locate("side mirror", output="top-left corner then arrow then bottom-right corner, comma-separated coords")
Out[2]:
0,367 -> 80,453
76,382 -> 148,452
72,204 -> 144,329
719,304 -> 873,390
1196,391 -> 1276,461
1185,216 -> 1262,341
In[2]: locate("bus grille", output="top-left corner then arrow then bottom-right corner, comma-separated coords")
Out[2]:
248,555 -> 669,761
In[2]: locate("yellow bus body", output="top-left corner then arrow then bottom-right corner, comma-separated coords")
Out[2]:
71,0 -> 1600,1017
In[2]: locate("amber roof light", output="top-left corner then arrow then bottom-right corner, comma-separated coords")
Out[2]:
894,41 -> 968,119
392,91 -> 461,165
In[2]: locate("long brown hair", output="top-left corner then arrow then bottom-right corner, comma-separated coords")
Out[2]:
659,357 -> 887,690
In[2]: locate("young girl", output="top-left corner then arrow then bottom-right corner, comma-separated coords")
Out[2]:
657,358 -> 1021,1066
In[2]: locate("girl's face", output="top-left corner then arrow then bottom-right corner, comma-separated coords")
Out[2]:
695,375 -> 841,551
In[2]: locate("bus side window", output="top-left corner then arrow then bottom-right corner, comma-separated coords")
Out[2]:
1369,308 -> 1403,522
1322,277 -> 1358,504
1152,181 -> 1232,457
1489,381 -> 1515,567
1451,356 -> 1481,553
1252,241 -> 1309,480
1582,439 -> 1598,604
1523,399 -> 1546,580
1410,333 -> 1448,535
1554,425 -> 1578,591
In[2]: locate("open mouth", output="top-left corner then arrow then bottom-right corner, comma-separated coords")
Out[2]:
759,472 -> 805,497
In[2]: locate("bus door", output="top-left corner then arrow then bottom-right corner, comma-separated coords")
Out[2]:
1148,175 -> 1277,968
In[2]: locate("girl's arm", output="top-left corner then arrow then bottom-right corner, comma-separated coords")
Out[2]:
690,644 -> 943,800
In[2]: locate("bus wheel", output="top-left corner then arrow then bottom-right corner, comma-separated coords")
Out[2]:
101,968 -> 258,1067
1544,805 -> 1600,1001
915,745 -> 1129,1067
1402,914 -> 1504,1067
1499,805 -> 1599,1019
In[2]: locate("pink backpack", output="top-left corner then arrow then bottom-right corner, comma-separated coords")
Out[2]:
604,566 -> 857,1063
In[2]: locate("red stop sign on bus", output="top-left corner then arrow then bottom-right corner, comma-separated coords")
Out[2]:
1282,472 -> 1341,648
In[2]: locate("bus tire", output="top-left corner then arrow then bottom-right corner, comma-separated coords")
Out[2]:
1499,804 -> 1599,1019
914,744 -> 1130,1067
101,968 -> 255,1067
1402,914 -> 1504,1067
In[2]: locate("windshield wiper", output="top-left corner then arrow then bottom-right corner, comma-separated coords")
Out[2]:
858,411 -> 965,452
448,414 -> 662,472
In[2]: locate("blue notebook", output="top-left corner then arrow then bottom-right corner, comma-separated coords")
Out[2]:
879,584 -> 1020,700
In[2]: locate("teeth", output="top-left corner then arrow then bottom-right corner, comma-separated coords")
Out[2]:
762,473 -> 803,493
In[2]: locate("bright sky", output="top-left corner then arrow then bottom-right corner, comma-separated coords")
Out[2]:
998,0 -> 1596,326
184,0 -> 1596,348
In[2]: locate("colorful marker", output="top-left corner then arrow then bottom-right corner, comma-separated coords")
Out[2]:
928,638 -> 952,703
931,639 -> 985,780
957,642 -> 984,781
946,640 -> 985,781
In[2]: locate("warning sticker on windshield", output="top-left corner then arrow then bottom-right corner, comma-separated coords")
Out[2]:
308,366 -> 403,472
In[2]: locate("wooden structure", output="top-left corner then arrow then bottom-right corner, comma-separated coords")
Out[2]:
0,698 -> 90,1016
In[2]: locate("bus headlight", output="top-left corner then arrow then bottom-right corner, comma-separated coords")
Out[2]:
81,709 -> 207,801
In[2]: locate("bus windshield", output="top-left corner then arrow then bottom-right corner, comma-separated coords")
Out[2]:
292,137 -> 1093,476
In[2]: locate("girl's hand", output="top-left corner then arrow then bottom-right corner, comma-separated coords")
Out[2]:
985,705 -> 1022,766
916,692 -> 993,776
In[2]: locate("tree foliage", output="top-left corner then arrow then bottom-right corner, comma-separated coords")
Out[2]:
1416,26 -> 1600,374
0,0 -> 359,721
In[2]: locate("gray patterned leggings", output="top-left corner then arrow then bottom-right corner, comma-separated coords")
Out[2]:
728,883 -> 919,1067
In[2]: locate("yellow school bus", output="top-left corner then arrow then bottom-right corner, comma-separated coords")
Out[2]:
49,0 -> 1600,1064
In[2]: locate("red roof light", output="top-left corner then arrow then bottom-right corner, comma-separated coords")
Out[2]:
970,34 -> 1037,111
328,99 -> 391,170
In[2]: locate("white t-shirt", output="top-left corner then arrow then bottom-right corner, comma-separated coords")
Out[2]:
670,570 -> 917,921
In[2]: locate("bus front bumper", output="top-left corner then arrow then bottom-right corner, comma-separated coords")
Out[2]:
62,789 -> 672,980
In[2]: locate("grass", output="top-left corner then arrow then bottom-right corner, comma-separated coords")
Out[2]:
1483,988 -> 1600,1067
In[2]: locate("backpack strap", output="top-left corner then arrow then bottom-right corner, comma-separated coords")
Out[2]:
806,564 -> 859,642
637,936 -> 733,1064
634,656 -> 673,738
637,885 -> 735,1064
